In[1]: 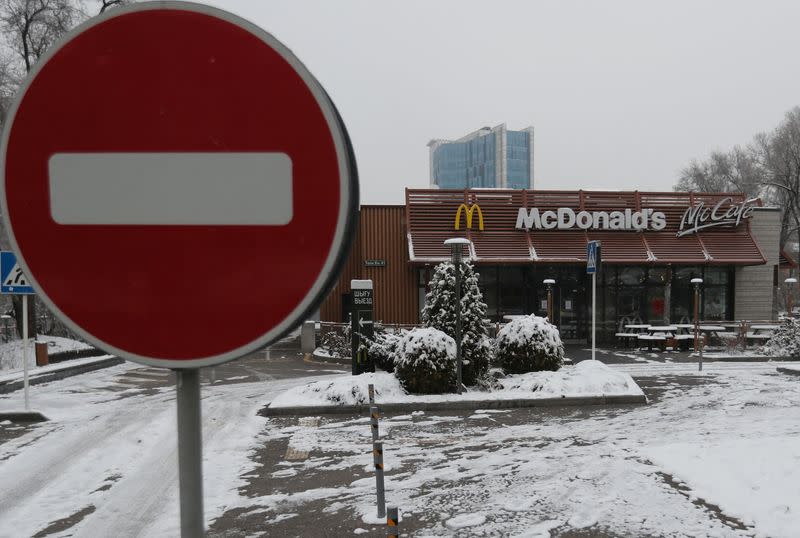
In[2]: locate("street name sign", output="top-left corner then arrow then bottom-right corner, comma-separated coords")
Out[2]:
0,2 -> 359,368
0,251 -> 34,294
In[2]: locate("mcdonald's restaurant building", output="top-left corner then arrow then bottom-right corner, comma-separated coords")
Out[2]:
320,189 -> 785,343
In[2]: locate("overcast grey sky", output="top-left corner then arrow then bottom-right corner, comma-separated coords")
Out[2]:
200,0 -> 800,204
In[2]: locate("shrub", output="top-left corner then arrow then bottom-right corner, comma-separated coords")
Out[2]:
762,318 -> 800,359
394,327 -> 457,394
421,260 -> 491,385
320,324 -> 351,358
369,330 -> 402,373
493,315 -> 564,373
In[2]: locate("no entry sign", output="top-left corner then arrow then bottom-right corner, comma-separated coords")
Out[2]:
0,2 -> 358,368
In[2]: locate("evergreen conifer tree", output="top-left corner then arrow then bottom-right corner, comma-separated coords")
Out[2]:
421,260 -> 491,385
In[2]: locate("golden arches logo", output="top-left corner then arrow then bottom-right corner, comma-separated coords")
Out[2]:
454,203 -> 484,231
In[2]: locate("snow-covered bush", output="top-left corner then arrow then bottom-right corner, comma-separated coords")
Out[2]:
394,327 -> 457,394
493,315 -> 564,373
319,324 -> 351,358
762,318 -> 800,359
368,330 -> 402,373
421,261 -> 491,385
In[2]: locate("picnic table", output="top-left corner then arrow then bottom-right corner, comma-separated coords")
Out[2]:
746,324 -> 778,344
638,325 -> 677,351
616,324 -> 650,348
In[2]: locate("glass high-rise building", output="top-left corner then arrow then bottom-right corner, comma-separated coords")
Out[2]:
428,124 -> 534,189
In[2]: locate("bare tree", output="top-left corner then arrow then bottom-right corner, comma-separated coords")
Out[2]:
755,107 -> 800,253
0,0 -> 130,337
97,0 -> 126,13
0,0 -> 81,74
675,146 -> 762,199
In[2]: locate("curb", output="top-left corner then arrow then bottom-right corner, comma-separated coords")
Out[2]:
0,411 -> 49,422
0,357 -> 125,395
777,367 -> 800,376
260,393 -> 648,417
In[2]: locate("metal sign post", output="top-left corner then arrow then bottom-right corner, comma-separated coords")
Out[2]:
176,369 -> 204,536
587,241 -> 601,361
1,251 -> 35,410
351,280 -> 374,375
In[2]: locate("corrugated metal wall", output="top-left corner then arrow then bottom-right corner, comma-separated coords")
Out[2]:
320,206 -> 418,323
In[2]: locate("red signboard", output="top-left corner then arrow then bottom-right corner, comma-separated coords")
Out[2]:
0,3 -> 358,368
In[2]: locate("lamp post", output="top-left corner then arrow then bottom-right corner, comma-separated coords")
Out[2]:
444,238 -> 471,394
785,277 -> 798,319
543,279 -> 556,323
691,277 -> 703,371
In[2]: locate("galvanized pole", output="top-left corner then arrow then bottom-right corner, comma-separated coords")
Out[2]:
176,369 -> 204,537
22,294 -> 29,411
691,278 -> 703,372
373,441 -> 386,519
370,405 -> 385,518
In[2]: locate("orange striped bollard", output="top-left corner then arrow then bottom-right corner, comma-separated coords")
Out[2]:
386,506 -> 399,537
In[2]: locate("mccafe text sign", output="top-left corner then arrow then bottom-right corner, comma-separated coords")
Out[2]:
677,197 -> 757,237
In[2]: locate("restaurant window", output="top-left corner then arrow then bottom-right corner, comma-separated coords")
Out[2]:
479,266 -> 499,320
670,266 -> 733,322
498,266 -> 525,317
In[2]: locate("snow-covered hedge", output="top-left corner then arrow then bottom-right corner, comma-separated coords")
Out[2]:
368,331 -> 402,373
493,315 -> 564,373
762,318 -> 800,359
394,327 -> 457,394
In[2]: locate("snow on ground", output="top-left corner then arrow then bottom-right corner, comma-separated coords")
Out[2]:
0,361 -> 335,537
0,336 -> 93,372
3,356 -> 800,536
251,361 -> 800,536
270,360 -> 643,408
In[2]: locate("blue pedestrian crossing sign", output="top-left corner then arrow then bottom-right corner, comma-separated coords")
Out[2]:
587,241 -> 601,274
1,251 -> 35,294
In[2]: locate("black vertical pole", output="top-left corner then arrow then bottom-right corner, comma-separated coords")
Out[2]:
452,245 -> 463,394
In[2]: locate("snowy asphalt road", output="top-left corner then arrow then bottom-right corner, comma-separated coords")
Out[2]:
0,338 -> 345,538
1,349 -> 799,537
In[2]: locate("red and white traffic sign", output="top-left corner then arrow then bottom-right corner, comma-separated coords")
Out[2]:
0,2 -> 358,368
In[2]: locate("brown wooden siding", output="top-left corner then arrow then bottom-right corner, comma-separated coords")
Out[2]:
320,206 -> 418,323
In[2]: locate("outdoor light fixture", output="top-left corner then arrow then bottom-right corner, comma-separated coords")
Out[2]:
691,278 -> 703,371
444,237 -> 472,394
543,278 -> 556,323
785,277 -> 798,318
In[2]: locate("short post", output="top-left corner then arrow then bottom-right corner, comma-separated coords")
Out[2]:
444,238 -> 471,395
785,277 -> 797,318
373,441 -> 386,519
387,506 -> 399,537
368,383 -> 375,405
369,405 -> 385,518
691,278 -> 703,372
370,404 -> 380,443
543,279 -> 556,323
